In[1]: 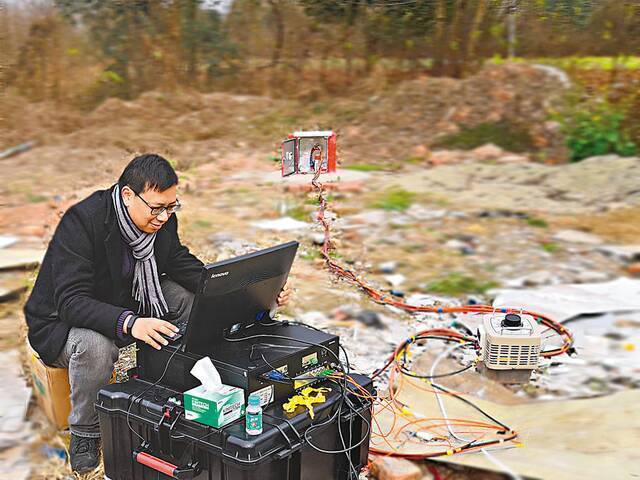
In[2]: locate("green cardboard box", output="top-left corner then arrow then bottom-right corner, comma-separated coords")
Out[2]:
184,384 -> 245,428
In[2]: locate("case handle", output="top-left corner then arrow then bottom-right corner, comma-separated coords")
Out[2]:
134,451 -> 197,480
274,441 -> 302,460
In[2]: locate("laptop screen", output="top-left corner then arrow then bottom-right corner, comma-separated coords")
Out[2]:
182,241 -> 299,355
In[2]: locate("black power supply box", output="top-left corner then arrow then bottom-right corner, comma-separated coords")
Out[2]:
136,323 -> 340,407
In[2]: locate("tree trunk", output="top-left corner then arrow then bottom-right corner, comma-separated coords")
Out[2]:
464,0 -> 487,75
183,0 -> 198,84
506,0 -> 517,59
267,0 -> 285,91
267,0 -> 284,68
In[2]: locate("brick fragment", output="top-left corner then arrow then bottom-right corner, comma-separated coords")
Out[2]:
370,455 -> 422,480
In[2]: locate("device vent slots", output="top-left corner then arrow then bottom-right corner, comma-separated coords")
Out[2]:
486,340 -> 540,367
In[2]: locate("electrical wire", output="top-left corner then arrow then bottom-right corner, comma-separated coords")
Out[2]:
225,333 -> 343,366
338,412 -> 359,478
297,354 -> 372,474
303,381 -> 372,454
309,168 -> 574,358
126,345 -> 181,443
298,164 -> 573,472
429,382 -> 511,432
398,363 -> 475,380
430,343 -> 476,443
224,328 -> 373,471
204,325 -> 510,464
127,161 -> 572,471
481,448 -> 523,480
363,326 -> 517,459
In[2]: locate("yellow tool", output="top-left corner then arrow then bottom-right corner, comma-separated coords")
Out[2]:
282,387 -> 331,419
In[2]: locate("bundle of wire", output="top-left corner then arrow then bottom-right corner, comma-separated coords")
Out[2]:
123,329 -> 374,477
367,328 -> 519,459
306,168 -> 574,461
310,169 -> 573,357
223,327 -> 374,477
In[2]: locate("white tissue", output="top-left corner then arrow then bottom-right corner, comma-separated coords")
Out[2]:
190,356 -> 223,392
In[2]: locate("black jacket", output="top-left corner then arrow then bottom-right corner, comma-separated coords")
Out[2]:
24,186 -> 203,365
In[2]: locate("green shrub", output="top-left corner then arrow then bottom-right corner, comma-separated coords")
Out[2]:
541,242 -> 559,253
428,273 -> 498,296
300,249 -> 321,261
525,217 -> 548,228
562,103 -> 637,162
344,163 -> 385,172
194,219 -> 212,228
371,188 -> 415,211
434,122 -> 534,152
26,193 -> 47,203
287,205 -> 311,222
403,156 -> 425,164
487,56 -> 640,71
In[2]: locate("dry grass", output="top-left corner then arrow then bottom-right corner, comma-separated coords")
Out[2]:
561,205 -> 640,244
30,432 -> 105,480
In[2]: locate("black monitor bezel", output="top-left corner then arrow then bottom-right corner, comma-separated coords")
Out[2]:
182,240 -> 299,355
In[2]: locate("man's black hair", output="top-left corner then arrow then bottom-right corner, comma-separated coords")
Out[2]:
118,154 -> 178,193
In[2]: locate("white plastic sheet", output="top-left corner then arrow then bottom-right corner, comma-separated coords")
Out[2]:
493,277 -> 640,322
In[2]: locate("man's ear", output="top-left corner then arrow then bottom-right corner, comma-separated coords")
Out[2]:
121,185 -> 134,207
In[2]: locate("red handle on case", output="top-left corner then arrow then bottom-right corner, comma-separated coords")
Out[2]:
135,451 -> 177,477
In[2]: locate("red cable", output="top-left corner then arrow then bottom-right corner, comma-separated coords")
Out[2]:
310,170 -> 573,358
308,171 -> 535,463
428,465 -> 443,480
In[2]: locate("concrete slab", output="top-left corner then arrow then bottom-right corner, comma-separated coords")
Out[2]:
0,273 -> 29,302
493,277 -> 640,322
234,168 -> 374,185
0,235 -> 19,249
0,249 -> 44,270
373,380 -> 640,479
0,349 -> 32,447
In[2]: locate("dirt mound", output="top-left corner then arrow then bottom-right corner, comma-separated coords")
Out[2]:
1,62 -> 574,205
2,87 -> 283,148
89,96 -> 149,123
1,90 -> 84,146
0,86 -> 292,206
340,63 -> 568,162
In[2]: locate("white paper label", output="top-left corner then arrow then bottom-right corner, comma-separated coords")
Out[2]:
252,385 -> 274,407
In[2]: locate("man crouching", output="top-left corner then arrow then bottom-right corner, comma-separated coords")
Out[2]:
24,154 -> 291,473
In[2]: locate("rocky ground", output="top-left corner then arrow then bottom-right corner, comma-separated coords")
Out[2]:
2,64 -> 639,479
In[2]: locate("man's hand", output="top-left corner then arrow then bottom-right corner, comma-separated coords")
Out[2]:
131,317 -> 179,350
277,281 -> 293,307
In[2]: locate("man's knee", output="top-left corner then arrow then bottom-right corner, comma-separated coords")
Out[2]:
68,328 -> 119,370
161,278 -> 194,321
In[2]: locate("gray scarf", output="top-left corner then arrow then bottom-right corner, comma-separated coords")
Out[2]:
111,184 -> 168,317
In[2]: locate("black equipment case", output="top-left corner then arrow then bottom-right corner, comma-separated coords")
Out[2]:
96,374 -> 373,480
136,323 -> 340,405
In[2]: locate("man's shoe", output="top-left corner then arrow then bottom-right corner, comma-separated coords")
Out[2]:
70,433 -> 101,473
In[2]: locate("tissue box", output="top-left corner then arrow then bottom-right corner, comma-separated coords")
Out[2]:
184,384 -> 245,428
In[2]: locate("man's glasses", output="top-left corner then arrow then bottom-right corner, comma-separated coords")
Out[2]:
135,192 -> 182,216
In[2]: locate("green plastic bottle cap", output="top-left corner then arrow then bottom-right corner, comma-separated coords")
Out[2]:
248,393 -> 261,406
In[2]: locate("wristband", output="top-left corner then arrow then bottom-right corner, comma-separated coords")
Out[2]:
127,315 -> 140,334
